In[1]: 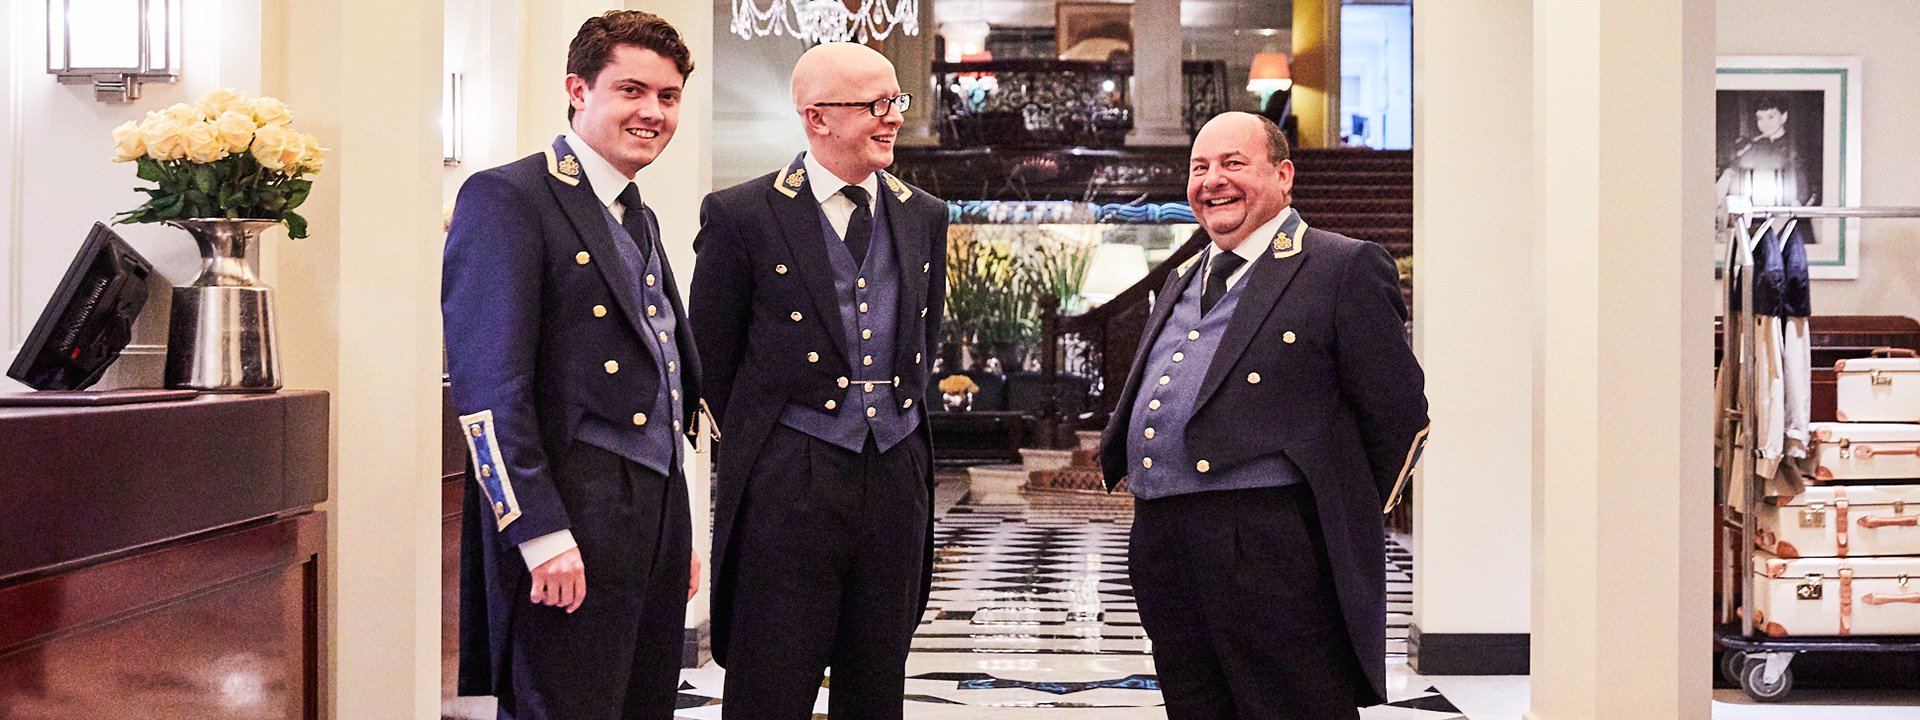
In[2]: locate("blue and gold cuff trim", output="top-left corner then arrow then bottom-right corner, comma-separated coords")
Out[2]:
460,409 -> 524,530
1382,423 -> 1430,514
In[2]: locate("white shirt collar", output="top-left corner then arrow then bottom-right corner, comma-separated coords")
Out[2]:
563,130 -> 640,210
803,152 -> 879,210
1211,206 -> 1295,265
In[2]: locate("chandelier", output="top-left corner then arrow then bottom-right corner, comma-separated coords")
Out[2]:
730,0 -> 920,43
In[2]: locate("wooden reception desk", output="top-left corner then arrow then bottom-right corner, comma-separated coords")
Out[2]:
0,391 -> 329,720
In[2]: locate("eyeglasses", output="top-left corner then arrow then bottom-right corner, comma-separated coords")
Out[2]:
812,94 -> 912,117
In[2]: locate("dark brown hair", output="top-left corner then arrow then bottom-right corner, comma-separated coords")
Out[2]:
565,10 -> 695,120
1254,114 -> 1290,165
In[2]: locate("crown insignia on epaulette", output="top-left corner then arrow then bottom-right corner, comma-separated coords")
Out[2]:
785,167 -> 806,188
1272,231 -> 1295,258
558,155 -> 581,178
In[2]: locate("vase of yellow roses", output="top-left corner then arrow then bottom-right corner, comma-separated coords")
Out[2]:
111,88 -> 325,392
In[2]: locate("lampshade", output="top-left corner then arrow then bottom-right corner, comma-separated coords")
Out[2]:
1080,243 -> 1151,306
1247,52 -> 1292,94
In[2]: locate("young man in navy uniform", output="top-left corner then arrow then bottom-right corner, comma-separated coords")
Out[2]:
688,42 -> 948,720
1100,112 -> 1430,719
443,11 -> 701,720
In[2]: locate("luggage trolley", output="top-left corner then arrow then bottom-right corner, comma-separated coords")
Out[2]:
1716,199 -> 1920,702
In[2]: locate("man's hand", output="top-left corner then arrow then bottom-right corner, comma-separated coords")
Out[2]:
530,547 -> 586,613
688,550 -> 702,601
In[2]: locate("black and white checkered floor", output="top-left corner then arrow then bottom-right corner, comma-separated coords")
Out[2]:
669,489 -> 1466,718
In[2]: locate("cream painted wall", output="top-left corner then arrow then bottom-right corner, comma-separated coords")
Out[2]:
1,0 -> 265,392
1720,1 -> 1920,316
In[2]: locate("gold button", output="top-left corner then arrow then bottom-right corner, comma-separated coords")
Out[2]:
674,420 -> 682,432
862,329 -> 873,340
480,465 -> 493,478
646,273 -> 656,286
923,262 -> 930,272
668,361 -> 677,372
1149,399 -> 1161,410
915,353 -> 923,363
658,331 -> 668,343
593,304 -> 608,318
632,413 -> 648,426
858,277 -> 867,288
1144,427 -> 1155,439
864,382 -> 875,392
920,308 -> 928,317
1142,457 -> 1153,469
825,400 -> 838,410
775,264 -> 789,274
1248,372 -> 1262,384
1159,375 -> 1170,386
604,360 -> 620,374
866,407 -> 878,418
672,389 -> 680,400
859,302 -> 869,313
1172,352 -> 1184,362
1196,460 -> 1211,473
648,305 -> 658,317
893,376 -> 901,385
1187,330 -> 1200,340
492,501 -> 505,515
838,376 -> 850,388
791,311 -> 804,322
1283,331 -> 1296,344
469,425 -> 483,437
903,398 -> 913,408
807,352 -> 820,363
575,251 -> 591,265
863,355 -> 874,366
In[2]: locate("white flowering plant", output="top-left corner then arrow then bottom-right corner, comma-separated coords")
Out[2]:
111,88 -> 326,238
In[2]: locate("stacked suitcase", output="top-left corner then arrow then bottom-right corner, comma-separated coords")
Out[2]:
1752,349 -> 1920,637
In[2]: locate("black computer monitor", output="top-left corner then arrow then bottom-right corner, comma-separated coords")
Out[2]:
6,222 -> 154,390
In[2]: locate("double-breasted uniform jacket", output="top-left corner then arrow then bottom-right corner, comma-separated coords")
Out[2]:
689,153 -> 949,666
1099,220 -> 1429,706
444,137 -> 703,698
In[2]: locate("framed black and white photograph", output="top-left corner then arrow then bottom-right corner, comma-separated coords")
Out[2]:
1716,56 -> 1862,279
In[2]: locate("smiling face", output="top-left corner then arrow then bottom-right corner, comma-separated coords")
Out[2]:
1754,107 -> 1788,140
566,44 -> 682,177
792,43 -> 903,184
1187,113 -> 1294,250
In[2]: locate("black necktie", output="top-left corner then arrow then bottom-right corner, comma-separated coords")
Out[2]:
1200,251 -> 1247,316
840,185 -> 872,266
616,182 -> 652,262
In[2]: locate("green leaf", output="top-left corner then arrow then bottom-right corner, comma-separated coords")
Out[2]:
192,165 -> 217,196
284,211 -> 308,240
284,184 -> 311,211
135,157 -> 164,182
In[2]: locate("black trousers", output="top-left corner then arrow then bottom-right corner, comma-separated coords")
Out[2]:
1130,484 -> 1365,720
721,425 -> 930,719
502,442 -> 691,720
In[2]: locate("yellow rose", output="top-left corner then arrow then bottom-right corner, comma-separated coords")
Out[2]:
296,132 -> 326,174
196,87 -> 248,119
161,102 -> 201,124
214,110 -> 256,153
141,113 -> 187,160
250,97 -> 292,126
111,120 -> 146,162
182,121 -> 226,163
251,122 -> 302,172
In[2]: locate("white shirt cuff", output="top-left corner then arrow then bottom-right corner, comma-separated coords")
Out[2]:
519,529 -> 578,571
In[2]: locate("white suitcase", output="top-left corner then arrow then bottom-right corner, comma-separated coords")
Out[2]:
1756,484 -> 1920,558
1835,351 -> 1920,422
1751,552 -> 1920,636
1810,422 -> 1920,482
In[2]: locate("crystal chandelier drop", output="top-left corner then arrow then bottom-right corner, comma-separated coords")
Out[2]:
731,0 -> 920,43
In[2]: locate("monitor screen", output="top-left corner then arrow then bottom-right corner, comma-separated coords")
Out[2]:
7,222 -> 154,390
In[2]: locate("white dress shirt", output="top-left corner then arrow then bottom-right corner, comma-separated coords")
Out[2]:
803,151 -> 879,241
1202,206 -> 1297,290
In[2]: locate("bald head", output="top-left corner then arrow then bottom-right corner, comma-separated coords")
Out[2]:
790,42 -> 905,185
1188,112 -> 1294,249
791,42 -> 897,110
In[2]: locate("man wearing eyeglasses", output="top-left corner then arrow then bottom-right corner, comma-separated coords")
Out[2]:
688,42 -> 947,719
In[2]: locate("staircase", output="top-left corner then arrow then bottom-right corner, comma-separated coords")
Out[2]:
1025,431 -> 1128,495
1287,149 -> 1413,259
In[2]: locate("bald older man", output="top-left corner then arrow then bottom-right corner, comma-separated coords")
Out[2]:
1100,112 -> 1428,719
689,42 -> 947,719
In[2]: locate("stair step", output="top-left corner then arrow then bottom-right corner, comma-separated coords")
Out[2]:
1293,185 -> 1412,200
1029,465 -> 1126,495
1307,212 -> 1413,227
1071,447 -> 1099,468
1292,198 -> 1413,215
1293,171 -> 1411,186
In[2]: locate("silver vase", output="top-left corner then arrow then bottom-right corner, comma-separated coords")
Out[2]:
164,218 -> 283,392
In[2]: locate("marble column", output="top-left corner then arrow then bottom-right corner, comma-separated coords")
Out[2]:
1124,0 -> 1187,146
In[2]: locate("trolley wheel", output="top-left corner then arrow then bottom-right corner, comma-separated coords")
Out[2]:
1741,660 -> 1793,702
1718,650 -> 1749,686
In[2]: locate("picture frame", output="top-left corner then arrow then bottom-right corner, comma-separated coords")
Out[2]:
1054,1 -> 1132,62
1715,56 -> 1862,279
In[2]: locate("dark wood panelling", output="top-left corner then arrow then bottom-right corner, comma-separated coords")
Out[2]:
0,512 -> 326,719
0,391 -> 329,581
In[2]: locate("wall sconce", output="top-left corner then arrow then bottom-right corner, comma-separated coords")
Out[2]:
1247,52 -> 1292,96
46,0 -> 180,103
442,73 -> 463,166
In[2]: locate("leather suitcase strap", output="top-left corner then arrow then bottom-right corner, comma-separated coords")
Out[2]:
1840,568 -> 1855,635
1836,488 -> 1850,558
